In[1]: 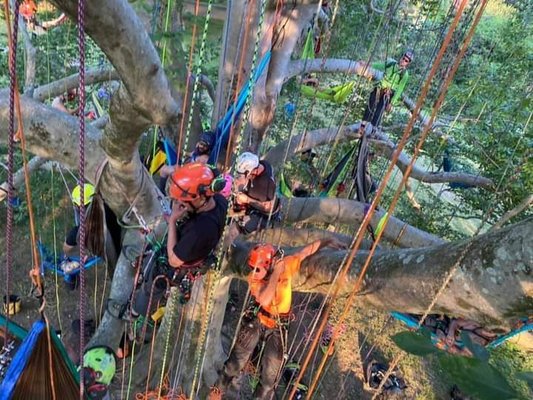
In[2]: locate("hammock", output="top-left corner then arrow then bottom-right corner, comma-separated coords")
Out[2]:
298,30 -> 356,104
145,136 -> 179,175
319,144 -> 358,197
279,172 -> 294,198
39,241 -> 101,285
209,51 -> 272,164
300,81 -> 355,104
0,320 -> 80,400
391,312 -> 533,351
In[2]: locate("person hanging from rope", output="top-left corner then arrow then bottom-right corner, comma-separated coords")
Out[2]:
227,152 -> 280,245
209,238 -> 345,400
62,183 -> 122,281
20,0 -> 67,36
359,50 -> 414,133
130,163 -> 227,321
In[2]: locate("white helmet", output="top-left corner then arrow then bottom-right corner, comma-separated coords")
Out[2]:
235,152 -> 259,174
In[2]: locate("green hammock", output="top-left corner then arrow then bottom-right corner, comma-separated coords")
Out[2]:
299,30 -> 355,104
300,81 -> 355,104
279,172 -> 294,198
319,144 -> 358,197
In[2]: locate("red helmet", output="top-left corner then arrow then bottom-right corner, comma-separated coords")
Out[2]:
168,163 -> 216,201
248,244 -> 277,270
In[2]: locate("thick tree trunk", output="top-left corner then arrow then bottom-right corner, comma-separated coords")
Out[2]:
248,3 -> 316,148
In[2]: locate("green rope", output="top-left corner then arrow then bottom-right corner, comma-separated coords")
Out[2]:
181,0 -> 215,163
158,286 -> 179,396
188,1 -> 268,397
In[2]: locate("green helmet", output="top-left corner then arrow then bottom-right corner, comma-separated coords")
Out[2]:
83,346 -> 116,385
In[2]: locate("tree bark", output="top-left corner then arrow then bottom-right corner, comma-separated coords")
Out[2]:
51,0 -> 180,125
228,217 -> 533,329
264,123 -> 493,188
279,197 -> 445,248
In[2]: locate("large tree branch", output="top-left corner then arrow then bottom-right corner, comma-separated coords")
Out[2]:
228,217 -> 533,328
280,197 -> 445,248
264,124 -> 494,189
285,58 -> 446,131
0,91 -> 104,172
52,0 -> 180,125
19,18 -> 37,94
0,156 -> 46,202
32,67 -> 119,102
371,139 -> 494,189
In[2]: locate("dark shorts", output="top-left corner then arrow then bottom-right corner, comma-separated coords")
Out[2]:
238,210 -> 279,235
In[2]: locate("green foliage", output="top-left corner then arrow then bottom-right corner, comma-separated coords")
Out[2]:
438,354 -> 519,400
391,327 -> 533,399
391,329 -> 441,356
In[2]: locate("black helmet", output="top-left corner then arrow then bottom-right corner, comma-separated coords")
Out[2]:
198,131 -> 215,149
402,50 -> 414,62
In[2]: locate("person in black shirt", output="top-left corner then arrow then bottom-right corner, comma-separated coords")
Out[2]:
228,152 -> 279,244
132,163 -> 228,317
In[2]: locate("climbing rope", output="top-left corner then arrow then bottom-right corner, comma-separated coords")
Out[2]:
179,0 -> 214,162
3,0 -> 19,347
289,0 -> 471,396
76,0 -> 88,396
309,0 -> 478,395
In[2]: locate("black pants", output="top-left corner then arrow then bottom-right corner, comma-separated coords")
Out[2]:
132,252 -> 188,317
362,87 -> 392,128
219,316 -> 287,399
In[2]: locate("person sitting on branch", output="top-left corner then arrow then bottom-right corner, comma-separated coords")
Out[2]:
360,50 -> 414,133
210,238 -> 345,399
131,163 -> 228,318
227,152 -> 279,244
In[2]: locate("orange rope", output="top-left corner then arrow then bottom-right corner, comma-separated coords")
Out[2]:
135,375 -> 188,400
222,0 -> 255,169
289,1 -> 470,397
177,0 -> 201,158
3,0 -> 43,299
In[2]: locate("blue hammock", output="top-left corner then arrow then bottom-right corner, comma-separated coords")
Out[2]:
209,51 -> 272,164
391,312 -> 533,351
153,52 -> 271,167
38,241 -> 101,285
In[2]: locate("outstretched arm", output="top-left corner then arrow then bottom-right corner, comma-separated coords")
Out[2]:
295,237 -> 346,262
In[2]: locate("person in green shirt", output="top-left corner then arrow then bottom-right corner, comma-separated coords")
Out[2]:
361,50 -> 413,132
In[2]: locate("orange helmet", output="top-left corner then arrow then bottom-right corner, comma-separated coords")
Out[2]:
248,244 -> 277,270
168,163 -> 216,201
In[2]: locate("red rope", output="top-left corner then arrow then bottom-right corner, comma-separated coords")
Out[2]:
3,0 -> 19,347
77,0 -> 88,396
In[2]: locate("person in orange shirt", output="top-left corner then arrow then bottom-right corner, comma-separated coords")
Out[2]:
210,238 -> 345,399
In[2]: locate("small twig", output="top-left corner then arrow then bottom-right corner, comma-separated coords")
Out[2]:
489,194 -> 533,232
